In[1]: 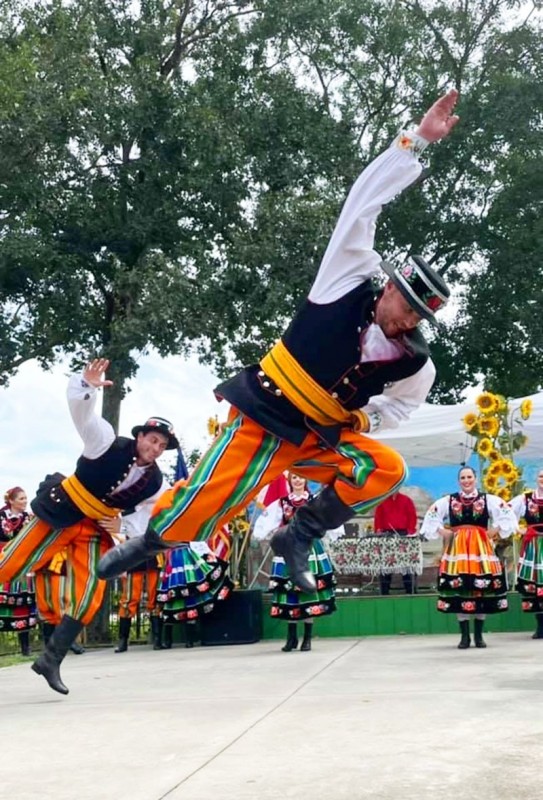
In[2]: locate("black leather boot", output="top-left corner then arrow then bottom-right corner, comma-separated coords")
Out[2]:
31,615 -> 83,695
151,616 -> 165,650
300,623 -> 313,652
474,618 -> 487,648
457,620 -> 471,649
97,529 -> 170,580
271,486 -> 353,593
41,622 -> 56,646
185,622 -> 197,648
532,613 -> 543,639
19,631 -> 31,656
163,625 -> 173,649
281,623 -> 298,652
114,617 -> 131,653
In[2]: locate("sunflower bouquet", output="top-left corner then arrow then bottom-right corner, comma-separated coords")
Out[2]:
462,392 -> 532,502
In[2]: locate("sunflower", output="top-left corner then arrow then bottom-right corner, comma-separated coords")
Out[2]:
500,459 -> 516,476
496,394 -> 508,413
477,437 -> 493,457
483,475 -> 498,492
463,412 -> 478,431
488,448 -> 501,462
477,416 -> 500,438
207,416 -> 220,437
486,460 -> 504,477
497,486 -> 512,502
476,392 -> 500,416
520,399 -> 533,420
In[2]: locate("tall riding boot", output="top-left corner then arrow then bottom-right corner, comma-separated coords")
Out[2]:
380,575 -> 391,596
281,623 -> 298,652
31,615 -> 84,695
271,486 -> 353,593
532,613 -> 543,639
474,618 -> 487,648
41,622 -> 56,646
151,616 -> 166,650
18,631 -> 31,656
163,625 -> 173,649
69,638 -> 85,655
114,617 -> 132,653
300,623 -> 313,652
402,574 -> 415,594
457,620 -> 471,649
97,529 -> 170,580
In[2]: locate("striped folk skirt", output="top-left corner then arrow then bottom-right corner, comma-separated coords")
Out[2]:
436,525 -> 508,615
269,538 -> 336,621
516,528 -> 543,613
0,574 -> 37,633
157,545 -> 232,624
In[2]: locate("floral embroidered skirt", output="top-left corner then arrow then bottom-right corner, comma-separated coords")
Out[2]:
0,574 -> 37,633
516,529 -> 543,613
157,545 -> 232,624
436,525 -> 508,615
269,538 -> 336,621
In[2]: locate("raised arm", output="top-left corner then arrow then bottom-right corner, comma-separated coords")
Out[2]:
67,358 -> 116,459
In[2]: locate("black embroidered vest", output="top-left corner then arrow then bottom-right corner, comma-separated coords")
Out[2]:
31,438 -> 163,528
523,492 -> 543,529
448,493 -> 490,527
215,282 -> 430,445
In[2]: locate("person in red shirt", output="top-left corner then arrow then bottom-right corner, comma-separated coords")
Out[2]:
373,491 -> 418,595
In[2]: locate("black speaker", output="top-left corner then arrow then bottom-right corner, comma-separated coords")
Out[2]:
201,590 -> 263,646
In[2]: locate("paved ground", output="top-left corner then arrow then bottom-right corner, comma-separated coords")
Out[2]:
2,631 -> 542,800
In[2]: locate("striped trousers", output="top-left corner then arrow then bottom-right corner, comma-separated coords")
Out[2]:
0,517 -> 112,626
118,568 -> 160,619
151,410 -> 406,543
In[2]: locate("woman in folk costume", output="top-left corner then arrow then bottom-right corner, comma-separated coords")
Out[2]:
254,473 -> 338,652
510,467 -> 543,639
0,487 -> 36,655
421,466 -> 517,649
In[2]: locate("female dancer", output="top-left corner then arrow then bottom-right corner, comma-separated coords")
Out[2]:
0,487 -> 36,654
254,473 -> 337,652
421,466 -> 516,649
511,468 -> 543,639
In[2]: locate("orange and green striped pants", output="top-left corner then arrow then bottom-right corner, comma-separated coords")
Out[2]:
118,567 -> 160,619
151,410 -> 406,543
0,517 -> 112,626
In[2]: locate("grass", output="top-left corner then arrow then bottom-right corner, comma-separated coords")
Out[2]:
0,653 -> 34,668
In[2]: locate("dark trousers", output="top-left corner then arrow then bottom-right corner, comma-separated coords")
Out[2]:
380,573 -> 415,595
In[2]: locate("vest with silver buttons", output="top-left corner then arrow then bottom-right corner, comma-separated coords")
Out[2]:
215,282 -> 429,446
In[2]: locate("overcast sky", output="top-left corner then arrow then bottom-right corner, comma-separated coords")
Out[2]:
0,352 -> 223,499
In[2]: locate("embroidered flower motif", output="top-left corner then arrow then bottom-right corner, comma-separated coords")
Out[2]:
461,600 -> 476,612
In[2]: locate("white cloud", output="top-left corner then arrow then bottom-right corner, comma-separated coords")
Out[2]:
0,352 -> 223,499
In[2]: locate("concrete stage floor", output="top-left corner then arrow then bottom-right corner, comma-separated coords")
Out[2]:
1,632 -> 542,800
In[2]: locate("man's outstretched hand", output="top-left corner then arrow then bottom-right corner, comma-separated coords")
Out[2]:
83,358 -> 114,389
416,88 -> 459,143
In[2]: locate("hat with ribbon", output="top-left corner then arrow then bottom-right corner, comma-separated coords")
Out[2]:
131,416 -> 179,450
380,255 -> 450,326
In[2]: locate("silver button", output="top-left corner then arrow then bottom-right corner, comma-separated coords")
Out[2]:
258,370 -> 265,377
263,381 -> 270,388
343,377 -> 349,384
275,389 -> 282,396
357,326 -> 361,333
331,392 -> 338,399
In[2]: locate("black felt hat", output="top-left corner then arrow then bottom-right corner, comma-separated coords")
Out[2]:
380,255 -> 450,325
131,416 -> 179,450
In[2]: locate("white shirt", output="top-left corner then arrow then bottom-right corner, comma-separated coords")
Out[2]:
66,372 -> 169,509
308,133 -> 436,433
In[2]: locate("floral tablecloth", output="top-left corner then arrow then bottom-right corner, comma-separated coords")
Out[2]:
329,535 -> 423,576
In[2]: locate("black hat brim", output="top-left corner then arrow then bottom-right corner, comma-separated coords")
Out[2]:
380,260 -> 439,327
131,425 -> 180,450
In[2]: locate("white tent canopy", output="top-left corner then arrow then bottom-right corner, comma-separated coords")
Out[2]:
373,392 -> 543,467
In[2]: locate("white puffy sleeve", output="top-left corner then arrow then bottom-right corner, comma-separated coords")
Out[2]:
486,494 -> 518,538
509,494 -> 527,522
252,499 -> 283,541
420,496 -> 450,540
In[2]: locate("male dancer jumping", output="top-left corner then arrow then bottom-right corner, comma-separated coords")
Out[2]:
99,90 -> 460,595
0,359 -> 176,694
